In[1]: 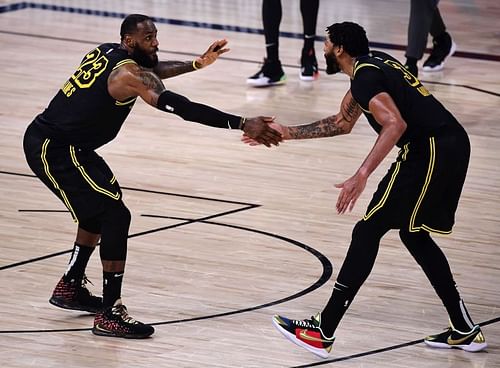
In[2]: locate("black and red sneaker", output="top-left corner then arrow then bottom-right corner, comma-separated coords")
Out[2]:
49,276 -> 102,313
92,299 -> 154,339
272,313 -> 334,358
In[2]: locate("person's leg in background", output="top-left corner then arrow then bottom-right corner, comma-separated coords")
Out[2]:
247,0 -> 287,87
299,0 -> 320,81
422,6 -> 456,72
405,0 -> 436,76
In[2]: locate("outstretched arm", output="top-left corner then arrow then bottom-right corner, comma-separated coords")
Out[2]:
153,39 -> 230,79
286,89 -> 362,139
108,63 -> 281,146
241,89 -> 362,145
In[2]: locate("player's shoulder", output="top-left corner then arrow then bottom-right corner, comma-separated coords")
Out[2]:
353,51 -> 404,78
353,56 -> 382,80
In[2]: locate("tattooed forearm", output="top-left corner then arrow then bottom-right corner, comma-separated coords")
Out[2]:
288,115 -> 345,139
138,70 -> 165,95
153,61 -> 196,79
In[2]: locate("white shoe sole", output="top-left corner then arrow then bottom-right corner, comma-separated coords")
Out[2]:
299,71 -> 319,82
422,41 -> 457,72
424,339 -> 487,352
246,76 -> 286,87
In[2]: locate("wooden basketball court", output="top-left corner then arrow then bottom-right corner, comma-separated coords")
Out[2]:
0,0 -> 499,367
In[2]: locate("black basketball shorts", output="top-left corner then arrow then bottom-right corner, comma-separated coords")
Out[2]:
23,122 -> 122,224
362,123 -> 470,234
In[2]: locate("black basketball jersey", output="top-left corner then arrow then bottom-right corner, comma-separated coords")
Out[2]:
350,51 -> 459,147
36,43 -> 138,150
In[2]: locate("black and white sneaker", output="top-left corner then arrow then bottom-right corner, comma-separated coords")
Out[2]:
423,32 -> 456,72
300,48 -> 319,81
247,58 -> 287,87
424,324 -> 487,352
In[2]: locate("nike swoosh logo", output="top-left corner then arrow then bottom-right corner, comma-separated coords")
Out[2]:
94,324 -> 110,332
447,333 -> 474,345
299,329 -> 332,343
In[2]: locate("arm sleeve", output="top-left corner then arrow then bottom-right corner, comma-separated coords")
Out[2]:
156,90 -> 243,129
350,67 -> 387,110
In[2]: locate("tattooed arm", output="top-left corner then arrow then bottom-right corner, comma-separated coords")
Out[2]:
153,39 -> 230,79
284,89 -> 362,139
108,63 -> 166,106
108,62 -> 282,146
153,61 -> 199,79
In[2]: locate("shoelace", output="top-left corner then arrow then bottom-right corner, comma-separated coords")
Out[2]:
293,317 -> 317,329
112,304 -> 139,324
80,275 -> 96,296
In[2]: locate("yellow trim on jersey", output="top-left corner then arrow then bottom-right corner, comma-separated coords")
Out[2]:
115,97 -> 137,106
69,146 -> 121,200
112,59 -> 138,70
409,137 -> 439,233
110,176 -> 117,184
40,139 -> 78,223
363,143 -> 409,221
353,62 -> 380,78
401,143 -> 410,161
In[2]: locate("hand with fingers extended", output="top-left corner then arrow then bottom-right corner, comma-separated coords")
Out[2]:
242,121 -> 288,146
334,171 -> 368,214
242,117 -> 283,147
194,39 -> 230,69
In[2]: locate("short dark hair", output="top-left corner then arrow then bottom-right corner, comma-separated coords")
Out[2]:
326,22 -> 369,57
120,14 -> 152,40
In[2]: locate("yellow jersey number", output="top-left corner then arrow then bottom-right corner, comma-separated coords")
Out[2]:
384,59 -> 430,97
62,48 -> 109,97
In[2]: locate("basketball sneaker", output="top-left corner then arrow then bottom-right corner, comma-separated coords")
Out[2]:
424,323 -> 487,352
49,275 -> 102,313
423,32 -> 456,72
247,58 -> 287,87
300,48 -> 319,81
272,313 -> 334,358
92,299 -> 155,338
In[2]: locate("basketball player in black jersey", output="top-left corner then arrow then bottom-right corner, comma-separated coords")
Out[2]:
243,22 -> 487,357
23,14 -> 281,339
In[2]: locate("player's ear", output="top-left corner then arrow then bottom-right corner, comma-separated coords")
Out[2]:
124,35 -> 136,48
336,44 -> 344,56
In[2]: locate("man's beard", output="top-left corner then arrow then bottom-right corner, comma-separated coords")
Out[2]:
325,52 -> 341,75
131,46 -> 159,68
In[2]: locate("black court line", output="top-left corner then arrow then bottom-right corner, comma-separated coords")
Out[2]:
0,170 -> 261,270
292,316 -> 500,367
1,177 -> 498,364
1,28 -> 499,99
0,171 -> 333,334
1,1 -> 500,64
0,206 -> 257,271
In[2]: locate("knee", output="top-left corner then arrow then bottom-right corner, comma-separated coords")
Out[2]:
103,201 -> 131,231
351,219 -> 388,243
399,229 -> 428,248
